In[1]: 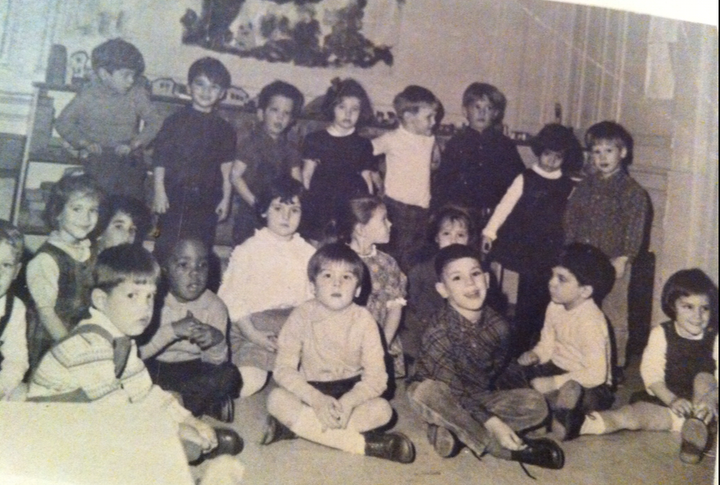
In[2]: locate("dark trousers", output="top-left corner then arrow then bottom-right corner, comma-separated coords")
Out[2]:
84,150 -> 146,200
145,358 -> 241,417
524,362 -> 615,412
513,269 -> 552,357
383,196 -> 429,272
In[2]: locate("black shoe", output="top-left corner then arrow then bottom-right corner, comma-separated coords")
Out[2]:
680,417 -> 708,464
426,424 -> 460,458
260,415 -> 297,446
511,437 -> 564,470
207,395 -> 235,423
364,432 -> 416,464
204,428 -> 244,460
552,408 -> 585,442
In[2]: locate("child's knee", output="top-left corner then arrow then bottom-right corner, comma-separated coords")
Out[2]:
693,372 -> 716,396
238,366 -> 268,398
267,387 -> 302,425
368,398 -> 393,424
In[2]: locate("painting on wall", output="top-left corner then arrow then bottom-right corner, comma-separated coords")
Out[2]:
180,0 -> 403,68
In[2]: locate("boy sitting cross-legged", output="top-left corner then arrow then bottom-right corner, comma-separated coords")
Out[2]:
518,243 -> 617,441
407,244 -> 564,472
27,244 -> 243,464
263,243 -> 416,463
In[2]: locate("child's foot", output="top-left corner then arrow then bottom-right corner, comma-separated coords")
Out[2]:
680,417 -> 708,464
260,415 -> 297,446
364,431 -> 416,463
510,437 -> 564,470
551,408 -> 585,441
190,428 -> 244,465
207,395 -> 235,423
426,424 -> 460,458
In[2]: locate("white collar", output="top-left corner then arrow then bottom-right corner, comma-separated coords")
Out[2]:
532,164 -> 563,180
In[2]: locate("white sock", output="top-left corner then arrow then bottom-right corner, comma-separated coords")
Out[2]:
580,411 -> 607,435
239,367 -> 269,398
291,405 -> 365,454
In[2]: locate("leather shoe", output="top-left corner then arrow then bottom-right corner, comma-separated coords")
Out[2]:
364,432 -> 416,464
427,424 -> 460,458
680,417 -> 708,464
204,428 -> 244,460
511,437 -> 564,470
260,415 -> 297,446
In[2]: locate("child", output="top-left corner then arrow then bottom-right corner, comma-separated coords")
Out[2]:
26,173 -> 103,369
372,85 -> 441,272
563,121 -> 650,370
407,244 -> 563,471
152,57 -> 237,260
94,194 -> 153,252
518,243 -> 616,440
301,78 -> 379,243
27,244 -> 243,464
482,123 -> 583,355
433,82 -> 525,229
231,80 -> 305,245
264,243 -> 415,464
55,38 -> 162,199
0,220 -> 29,401
218,176 -> 315,398
403,205 -> 474,360
335,196 -> 407,380
140,238 -> 241,423
577,269 -> 717,465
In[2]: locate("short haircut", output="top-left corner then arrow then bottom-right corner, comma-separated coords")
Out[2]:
462,82 -> 507,124
188,57 -> 231,89
307,242 -> 365,285
162,237 -> 208,268
585,121 -> 634,168
434,244 -> 484,281
661,268 -> 718,325
531,123 -> 584,173
255,175 -> 304,221
321,78 -> 374,127
44,172 -> 104,230
258,80 -> 304,120
93,195 -> 152,244
333,196 -> 385,244
91,38 -> 145,74
555,243 -> 615,304
427,204 -> 476,247
94,244 -> 160,293
0,219 -> 24,263
393,85 -> 439,118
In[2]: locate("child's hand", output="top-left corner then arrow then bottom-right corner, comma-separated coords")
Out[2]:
172,311 -> 200,338
80,141 -> 102,155
249,330 -> 278,353
215,198 -> 230,222
311,394 -> 342,431
693,393 -> 717,423
518,351 -> 540,366
181,416 -> 218,452
481,236 -> 493,254
669,397 -> 693,418
334,399 -> 353,429
153,188 -> 170,214
530,376 -> 557,395
485,416 -> 526,451
190,324 -> 224,350
115,144 -> 132,156
610,256 -> 628,279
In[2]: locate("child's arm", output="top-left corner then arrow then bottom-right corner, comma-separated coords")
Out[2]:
26,255 -> 69,340
0,298 -> 29,399
54,94 -> 101,154
301,159 -> 318,190
139,310 -> 201,359
126,85 -> 163,152
360,170 -> 374,194
382,305 -> 403,346
481,174 -> 524,253
230,160 -> 256,206
640,325 -> 692,416
152,166 -> 169,214
215,161 -> 233,221
233,315 -> 278,353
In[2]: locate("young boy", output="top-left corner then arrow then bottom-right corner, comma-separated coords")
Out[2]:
55,38 -> 162,199
140,238 -> 241,423
407,244 -> 564,471
0,220 -> 29,401
27,245 -> 243,464
518,243 -> 616,440
372,85 -> 441,271
433,83 -> 525,230
230,80 -> 304,245
563,121 -> 650,371
152,57 -> 237,260
263,243 -> 415,464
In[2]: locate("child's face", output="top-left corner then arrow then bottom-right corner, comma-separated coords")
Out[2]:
332,96 -> 361,131
537,149 -> 564,173
674,294 -> 711,338
591,139 -> 626,178
264,196 -> 302,240
402,105 -> 437,137
436,257 -> 488,318
464,96 -> 499,133
259,95 -> 294,139
358,206 -> 391,245
166,240 -> 209,303
0,242 -> 21,299
313,261 -> 360,311
190,74 -> 226,113
99,68 -> 136,95
548,266 -> 590,310
435,219 -> 469,249
99,211 -> 137,250
57,193 -> 99,243
93,280 -> 156,336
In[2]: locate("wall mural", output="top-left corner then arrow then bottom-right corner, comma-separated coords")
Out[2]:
180,0 -> 403,68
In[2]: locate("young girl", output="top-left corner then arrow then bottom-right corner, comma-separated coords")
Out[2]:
402,205 -> 474,360
336,196 -> 407,380
578,269 -> 717,465
482,124 -> 583,356
300,78 -> 380,242
26,172 -> 103,369
93,194 -> 152,252
217,176 -> 316,397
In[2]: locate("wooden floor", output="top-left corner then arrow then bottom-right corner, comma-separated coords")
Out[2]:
194,355 -> 717,485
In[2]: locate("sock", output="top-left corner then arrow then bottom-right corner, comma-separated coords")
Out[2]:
580,412 -> 606,435
290,405 -> 365,454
